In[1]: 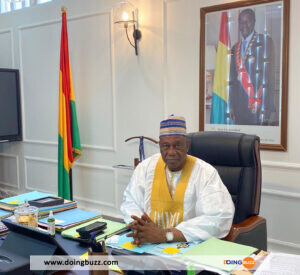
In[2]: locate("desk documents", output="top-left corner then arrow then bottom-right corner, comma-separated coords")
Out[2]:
182,237 -> 257,272
39,208 -> 101,230
0,191 -> 53,211
0,209 -> 12,219
107,232 -> 202,257
254,252 -> 300,274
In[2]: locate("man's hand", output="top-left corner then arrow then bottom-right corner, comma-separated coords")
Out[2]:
126,219 -> 143,245
126,213 -> 165,245
126,212 -> 187,245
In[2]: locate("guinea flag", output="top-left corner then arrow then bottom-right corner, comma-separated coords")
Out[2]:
58,7 -> 81,200
210,12 -> 232,125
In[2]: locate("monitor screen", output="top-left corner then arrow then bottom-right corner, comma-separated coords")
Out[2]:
0,69 -> 22,142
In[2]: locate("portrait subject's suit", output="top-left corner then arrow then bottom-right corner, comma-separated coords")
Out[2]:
229,32 -> 276,125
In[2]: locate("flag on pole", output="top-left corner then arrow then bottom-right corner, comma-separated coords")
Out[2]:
58,7 -> 81,200
210,12 -> 232,124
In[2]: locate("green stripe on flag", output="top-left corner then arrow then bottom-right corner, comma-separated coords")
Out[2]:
58,134 -> 71,200
70,100 -> 81,158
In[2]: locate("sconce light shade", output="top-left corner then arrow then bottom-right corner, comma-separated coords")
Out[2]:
113,1 -> 136,27
113,1 -> 142,55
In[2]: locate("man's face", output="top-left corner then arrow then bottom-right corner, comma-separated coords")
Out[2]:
239,12 -> 255,39
159,135 -> 190,172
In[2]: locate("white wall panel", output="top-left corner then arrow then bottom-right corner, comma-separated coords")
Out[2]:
163,0 -> 199,132
24,157 -> 57,193
262,162 -> 300,191
20,12 -> 115,149
0,29 -> 13,68
68,12 -> 114,150
73,163 -> 115,207
19,22 -> 60,143
261,191 -> 300,248
0,154 -> 19,188
115,170 -> 132,209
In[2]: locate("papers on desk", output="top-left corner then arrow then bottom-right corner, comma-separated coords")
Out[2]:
149,241 -> 201,257
0,221 -> 8,236
0,209 -> 13,219
107,233 -> 157,254
0,191 -> 54,211
254,252 -> 300,274
37,199 -> 77,217
106,232 -> 201,257
182,237 -> 257,272
39,208 -> 101,231
61,217 -> 127,241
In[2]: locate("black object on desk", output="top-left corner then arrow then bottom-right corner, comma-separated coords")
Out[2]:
28,196 -> 64,207
76,221 -> 107,239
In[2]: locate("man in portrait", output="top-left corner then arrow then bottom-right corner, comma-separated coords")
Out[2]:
229,8 -> 276,126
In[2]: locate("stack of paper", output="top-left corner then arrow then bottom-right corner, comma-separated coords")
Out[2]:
61,217 -> 127,241
106,232 -> 200,257
182,237 -> 257,272
0,209 -> 13,219
38,208 -> 101,231
0,221 -> 8,236
0,191 -> 53,211
38,200 -> 77,217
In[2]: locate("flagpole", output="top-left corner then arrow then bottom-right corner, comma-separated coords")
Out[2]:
69,168 -> 73,201
58,5 -> 81,201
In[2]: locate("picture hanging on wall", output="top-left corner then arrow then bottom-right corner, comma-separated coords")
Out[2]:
199,0 -> 289,151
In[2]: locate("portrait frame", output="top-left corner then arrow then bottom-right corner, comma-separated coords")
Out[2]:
199,0 -> 289,151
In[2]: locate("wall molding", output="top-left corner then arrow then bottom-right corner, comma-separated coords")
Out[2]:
18,10 -> 111,31
262,188 -> 300,199
268,238 -> 300,250
77,204 -> 123,220
109,9 -> 117,153
75,195 -> 115,208
0,153 -> 20,188
0,28 -> 11,34
262,160 -> 300,170
18,10 -> 116,152
24,155 -> 115,170
24,156 -> 57,190
74,161 -> 116,208
24,156 -> 116,207
0,28 -> 14,67
25,185 -> 55,194
23,140 -> 115,151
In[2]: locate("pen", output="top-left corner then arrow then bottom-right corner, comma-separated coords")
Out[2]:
103,235 -> 107,253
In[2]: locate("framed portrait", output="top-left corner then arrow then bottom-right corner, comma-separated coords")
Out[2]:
199,0 -> 289,151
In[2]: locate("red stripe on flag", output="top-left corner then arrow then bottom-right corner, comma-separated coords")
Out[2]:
60,12 -> 74,164
218,12 -> 230,48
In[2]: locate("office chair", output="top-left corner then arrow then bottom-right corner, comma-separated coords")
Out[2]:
187,131 -> 267,251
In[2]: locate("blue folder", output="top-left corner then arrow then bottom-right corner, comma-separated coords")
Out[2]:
39,208 -> 101,227
0,191 -> 53,205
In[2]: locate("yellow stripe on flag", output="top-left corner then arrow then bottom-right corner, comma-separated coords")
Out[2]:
69,68 -> 75,101
213,41 -> 231,102
59,70 -> 70,172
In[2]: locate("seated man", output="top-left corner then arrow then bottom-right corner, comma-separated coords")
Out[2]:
120,115 -> 234,244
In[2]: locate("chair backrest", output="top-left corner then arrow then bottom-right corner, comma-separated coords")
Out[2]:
187,131 -> 261,224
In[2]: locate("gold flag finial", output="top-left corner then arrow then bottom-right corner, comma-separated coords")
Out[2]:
61,6 -> 67,13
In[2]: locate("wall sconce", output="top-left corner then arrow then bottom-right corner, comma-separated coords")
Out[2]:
113,1 -> 142,55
